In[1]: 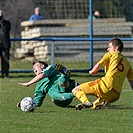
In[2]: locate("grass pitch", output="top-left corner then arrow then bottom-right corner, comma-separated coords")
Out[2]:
0,60 -> 133,133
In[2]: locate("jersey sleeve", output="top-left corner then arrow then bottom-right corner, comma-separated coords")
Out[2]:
97,52 -> 110,73
97,52 -> 110,66
98,52 -> 110,66
33,82 -> 47,107
34,91 -> 46,107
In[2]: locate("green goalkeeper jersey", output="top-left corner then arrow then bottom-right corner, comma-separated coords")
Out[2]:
34,65 -> 74,107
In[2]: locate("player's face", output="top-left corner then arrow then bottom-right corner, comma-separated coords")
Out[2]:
107,42 -> 118,52
33,62 -> 44,75
35,9 -> 40,16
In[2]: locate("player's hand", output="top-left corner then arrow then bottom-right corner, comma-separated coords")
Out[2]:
18,82 -> 30,87
89,70 -> 93,76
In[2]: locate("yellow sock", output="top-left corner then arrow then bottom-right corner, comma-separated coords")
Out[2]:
74,90 -> 90,103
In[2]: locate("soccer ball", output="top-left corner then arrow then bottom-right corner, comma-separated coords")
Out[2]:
20,97 -> 36,112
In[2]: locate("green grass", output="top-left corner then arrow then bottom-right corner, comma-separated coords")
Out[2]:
0,60 -> 133,133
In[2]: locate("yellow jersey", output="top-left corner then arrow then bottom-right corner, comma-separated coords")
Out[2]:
98,51 -> 133,93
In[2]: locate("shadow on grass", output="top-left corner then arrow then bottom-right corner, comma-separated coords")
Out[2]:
106,104 -> 133,110
65,105 -> 75,108
65,104 -> 133,110
32,104 -> 133,114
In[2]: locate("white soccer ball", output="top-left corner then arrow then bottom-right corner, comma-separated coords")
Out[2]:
20,97 -> 36,112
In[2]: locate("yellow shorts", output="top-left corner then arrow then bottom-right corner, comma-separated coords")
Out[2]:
80,78 -> 120,107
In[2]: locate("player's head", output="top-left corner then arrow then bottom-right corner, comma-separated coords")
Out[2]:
94,10 -> 101,18
35,7 -> 40,16
32,61 -> 48,75
107,38 -> 123,53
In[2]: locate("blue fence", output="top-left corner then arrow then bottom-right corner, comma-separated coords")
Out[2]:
7,37 -> 133,73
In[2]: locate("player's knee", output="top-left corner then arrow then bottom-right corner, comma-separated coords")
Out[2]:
72,86 -> 80,95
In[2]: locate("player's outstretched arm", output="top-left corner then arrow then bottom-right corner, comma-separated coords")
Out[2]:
89,63 -> 102,76
18,82 -> 31,87
18,73 -> 45,87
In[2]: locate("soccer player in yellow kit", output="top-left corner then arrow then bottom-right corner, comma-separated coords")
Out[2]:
72,38 -> 133,110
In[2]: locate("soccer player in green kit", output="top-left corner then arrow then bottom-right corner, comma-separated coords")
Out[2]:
18,61 -> 78,108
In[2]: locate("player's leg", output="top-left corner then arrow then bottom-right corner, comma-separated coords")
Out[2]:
1,50 -> 10,78
55,64 -> 77,89
92,81 -> 120,109
72,83 -> 95,110
58,74 -> 79,93
72,79 -> 102,110
93,88 -> 120,109
92,97 -> 108,110
50,91 -> 74,107
33,88 -> 46,107
58,74 -> 70,88
55,64 -> 71,76
50,91 -> 74,102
